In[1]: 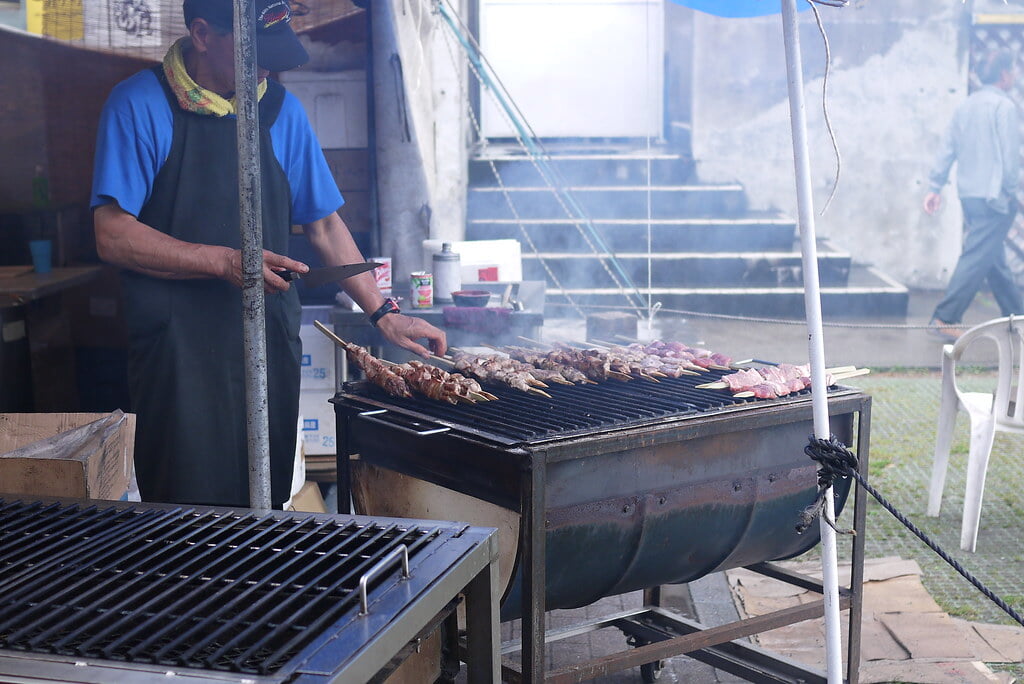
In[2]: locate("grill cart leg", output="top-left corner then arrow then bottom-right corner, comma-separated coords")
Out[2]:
520,452 -> 547,683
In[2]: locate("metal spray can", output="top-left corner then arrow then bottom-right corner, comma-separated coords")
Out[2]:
432,243 -> 462,303
410,271 -> 434,309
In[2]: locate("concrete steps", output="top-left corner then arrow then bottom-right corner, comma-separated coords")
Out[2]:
466,143 -> 908,319
541,264 -> 909,319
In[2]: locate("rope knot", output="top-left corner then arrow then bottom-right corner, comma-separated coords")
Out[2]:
796,434 -> 858,535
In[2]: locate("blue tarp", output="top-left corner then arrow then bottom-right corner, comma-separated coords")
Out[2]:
669,0 -> 811,17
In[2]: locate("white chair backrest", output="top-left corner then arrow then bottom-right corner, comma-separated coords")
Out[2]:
947,316 -> 1024,427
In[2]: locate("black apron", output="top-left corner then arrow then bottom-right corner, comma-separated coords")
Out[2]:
124,66 -> 300,508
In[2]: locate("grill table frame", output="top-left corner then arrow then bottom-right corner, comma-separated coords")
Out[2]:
333,385 -> 871,683
0,499 -> 501,684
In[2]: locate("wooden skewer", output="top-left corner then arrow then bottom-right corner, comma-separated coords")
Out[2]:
637,372 -> 660,383
314,320 -> 354,351
517,336 -> 550,348
528,387 -> 553,399
431,354 -> 455,366
545,375 -> 574,385
468,392 -> 492,402
607,370 -> 633,382
832,368 -> 871,380
480,391 -> 500,401
733,391 -> 755,398
696,381 -> 727,390
526,378 -> 550,388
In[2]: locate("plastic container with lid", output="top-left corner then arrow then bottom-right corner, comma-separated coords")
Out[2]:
432,243 -> 462,303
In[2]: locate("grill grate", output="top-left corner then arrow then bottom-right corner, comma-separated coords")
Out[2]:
344,369 -> 812,443
0,499 -> 440,675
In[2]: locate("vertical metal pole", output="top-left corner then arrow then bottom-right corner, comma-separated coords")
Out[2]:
233,0 -> 272,510
521,452 -> 546,682
780,1 -> 843,681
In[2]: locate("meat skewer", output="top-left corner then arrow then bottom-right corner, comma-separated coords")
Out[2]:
480,344 -> 594,385
699,364 -> 869,399
502,344 -> 632,382
312,320 -> 484,404
442,350 -> 573,386
584,341 -> 703,378
313,322 -> 414,399
443,350 -> 554,398
382,360 -> 484,404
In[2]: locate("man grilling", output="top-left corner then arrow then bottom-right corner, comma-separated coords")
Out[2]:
90,0 -> 445,508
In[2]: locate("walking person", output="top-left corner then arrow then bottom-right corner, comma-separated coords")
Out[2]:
923,48 -> 1024,342
91,0 -> 445,508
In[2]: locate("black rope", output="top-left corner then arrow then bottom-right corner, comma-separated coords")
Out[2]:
801,435 -> 1024,628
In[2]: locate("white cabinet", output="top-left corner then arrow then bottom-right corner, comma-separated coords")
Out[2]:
281,70 -> 368,149
479,0 -> 664,139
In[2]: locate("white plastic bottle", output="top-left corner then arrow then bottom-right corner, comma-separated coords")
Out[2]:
432,243 -> 462,303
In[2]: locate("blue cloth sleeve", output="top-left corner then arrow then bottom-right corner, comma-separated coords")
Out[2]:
90,71 -> 169,216
272,91 -> 345,225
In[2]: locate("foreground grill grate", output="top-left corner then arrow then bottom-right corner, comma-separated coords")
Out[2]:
345,369 -> 813,443
0,499 -> 439,675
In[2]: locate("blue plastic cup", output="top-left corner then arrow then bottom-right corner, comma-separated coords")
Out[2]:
29,239 -> 52,274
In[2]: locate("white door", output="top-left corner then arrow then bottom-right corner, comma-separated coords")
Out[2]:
479,0 -> 664,139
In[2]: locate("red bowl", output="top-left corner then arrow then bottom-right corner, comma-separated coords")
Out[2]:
451,290 -> 492,307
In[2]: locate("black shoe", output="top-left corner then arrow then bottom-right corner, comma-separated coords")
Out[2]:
927,319 -> 960,344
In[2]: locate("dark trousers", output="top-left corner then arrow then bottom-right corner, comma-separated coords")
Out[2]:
933,198 -> 1023,324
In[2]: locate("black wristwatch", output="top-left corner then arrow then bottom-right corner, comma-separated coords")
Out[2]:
369,298 -> 401,327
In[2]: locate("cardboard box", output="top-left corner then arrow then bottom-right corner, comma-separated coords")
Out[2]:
0,411 -> 135,500
288,480 -> 327,513
299,390 -> 336,455
300,306 -> 336,390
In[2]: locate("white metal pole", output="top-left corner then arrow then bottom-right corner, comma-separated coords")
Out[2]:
779,1 -> 844,682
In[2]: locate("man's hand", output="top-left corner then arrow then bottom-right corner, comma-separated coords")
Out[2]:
219,249 -> 310,293
923,192 -> 943,215
376,313 -> 447,358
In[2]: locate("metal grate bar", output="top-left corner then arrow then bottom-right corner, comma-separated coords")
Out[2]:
212,525 -> 441,673
0,500 -> 444,675
51,510 -> 269,653
160,518 -> 385,667
0,505 -> 190,637
124,516 -> 348,661
343,371 -> 796,442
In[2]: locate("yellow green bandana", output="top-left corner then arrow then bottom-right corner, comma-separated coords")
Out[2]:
162,37 -> 267,117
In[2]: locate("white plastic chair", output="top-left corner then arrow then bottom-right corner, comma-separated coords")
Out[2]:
927,315 -> 1024,552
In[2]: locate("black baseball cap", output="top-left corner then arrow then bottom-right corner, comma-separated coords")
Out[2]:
183,0 -> 309,72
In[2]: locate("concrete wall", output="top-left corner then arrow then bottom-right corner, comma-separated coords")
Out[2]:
688,1 -> 974,289
373,0 -> 469,281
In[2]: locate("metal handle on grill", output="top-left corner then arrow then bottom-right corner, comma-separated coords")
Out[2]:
358,410 -> 451,437
358,545 -> 410,616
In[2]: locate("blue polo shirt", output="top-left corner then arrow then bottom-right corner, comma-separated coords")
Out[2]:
91,69 -> 344,224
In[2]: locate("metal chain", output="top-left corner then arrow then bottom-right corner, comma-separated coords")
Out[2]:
433,0 -> 647,313
433,11 -> 587,318
541,300 -> 968,330
804,436 -> 1024,628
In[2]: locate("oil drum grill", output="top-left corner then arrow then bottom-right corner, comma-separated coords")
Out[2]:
0,498 -> 500,683
333,367 -> 872,683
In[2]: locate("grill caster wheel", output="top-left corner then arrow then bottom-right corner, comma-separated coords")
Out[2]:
626,636 -> 663,682
641,659 -> 663,682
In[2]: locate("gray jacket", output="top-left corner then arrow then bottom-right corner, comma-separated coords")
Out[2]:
928,85 -> 1020,214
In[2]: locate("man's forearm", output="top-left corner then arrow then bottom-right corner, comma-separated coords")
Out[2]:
303,212 -> 386,315
94,203 -> 229,279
